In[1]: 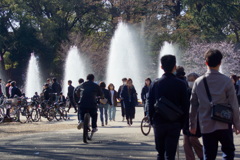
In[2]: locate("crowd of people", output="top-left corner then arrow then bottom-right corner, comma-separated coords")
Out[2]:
1,48 -> 240,160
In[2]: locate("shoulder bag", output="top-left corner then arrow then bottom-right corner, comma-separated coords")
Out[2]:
203,77 -> 233,124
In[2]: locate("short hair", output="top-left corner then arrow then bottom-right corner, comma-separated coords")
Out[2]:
11,81 -> 16,86
44,83 -> 49,87
8,80 -> 12,83
122,78 -> 127,81
187,73 -> 199,80
231,75 -> 238,84
52,78 -> 57,82
176,66 -> 186,77
108,83 -> 115,90
78,78 -> 84,84
87,74 -> 94,81
204,49 -> 223,67
68,80 -> 72,84
161,55 -> 176,73
47,78 -> 51,81
99,81 -> 106,88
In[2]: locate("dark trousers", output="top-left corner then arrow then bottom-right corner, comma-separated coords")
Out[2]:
77,104 -> 81,123
202,128 -> 235,160
79,107 -> 98,128
153,122 -> 181,160
120,101 -> 125,117
68,98 -> 77,111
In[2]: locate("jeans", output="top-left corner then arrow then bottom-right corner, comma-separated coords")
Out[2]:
202,127 -> 235,160
98,104 -> 108,123
79,107 -> 98,128
108,105 -> 116,121
153,122 -> 181,160
183,135 -> 203,160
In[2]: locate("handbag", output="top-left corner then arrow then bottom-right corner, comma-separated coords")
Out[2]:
154,96 -> 184,122
203,77 -> 233,124
100,98 -> 108,105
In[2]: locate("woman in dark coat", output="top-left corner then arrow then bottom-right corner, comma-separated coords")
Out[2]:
121,78 -> 138,126
141,78 -> 152,116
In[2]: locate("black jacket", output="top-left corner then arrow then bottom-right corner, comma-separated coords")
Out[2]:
141,85 -> 150,103
78,81 -> 103,108
51,82 -> 62,95
146,73 -> 189,127
117,84 -> 125,99
68,85 -> 74,98
120,85 -> 138,108
43,87 -> 52,100
101,88 -> 111,105
10,86 -> 22,98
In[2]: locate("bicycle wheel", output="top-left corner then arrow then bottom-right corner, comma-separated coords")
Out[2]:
0,107 -> 5,123
31,109 -> 40,122
18,107 -> 28,123
83,113 -> 90,143
47,108 -> 55,121
62,109 -> 68,120
55,109 -> 62,121
141,117 -> 151,136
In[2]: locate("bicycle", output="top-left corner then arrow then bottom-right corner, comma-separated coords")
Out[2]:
83,111 -> 95,143
141,116 -> 151,136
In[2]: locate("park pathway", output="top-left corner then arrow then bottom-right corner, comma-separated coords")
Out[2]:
0,107 -> 240,160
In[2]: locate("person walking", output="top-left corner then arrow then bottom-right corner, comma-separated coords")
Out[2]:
230,75 -> 239,95
183,73 -> 203,160
118,78 -> 127,121
67,80 -> 77,113
146,55 -> 189,160
189,49 -> 240,160
98,81 -> 111,126
141,78 -> 151,116
121,78 -> 138,126
77,74 -> 103,132
74,78 -> 84,123
108,83 -> 118,121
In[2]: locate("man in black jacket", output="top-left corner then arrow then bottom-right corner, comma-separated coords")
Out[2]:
77,74 -> 103,132
51,78 -> 62,101
67,80 -> 77,113
146,55 -> 188,160
118,78 -> 127,121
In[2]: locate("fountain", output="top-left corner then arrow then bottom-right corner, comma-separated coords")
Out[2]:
106,22 -> 148,96
158,42 -> 181,77
63,46 -> 88,95
25,53 -> 42,97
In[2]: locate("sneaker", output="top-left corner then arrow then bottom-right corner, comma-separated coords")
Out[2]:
92,128 -> 98,132
77,122 -> 83,130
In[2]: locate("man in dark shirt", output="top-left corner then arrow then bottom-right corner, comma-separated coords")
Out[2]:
118,78 -> 127,121
74,78 -> 85,123
146,55 -> 188,160
43,83 -> 51,101
51,78 -> 62,101
67,80 -> 77,113
77,74 -> 103,132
